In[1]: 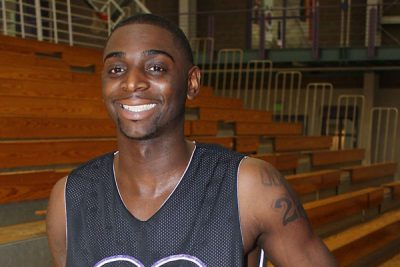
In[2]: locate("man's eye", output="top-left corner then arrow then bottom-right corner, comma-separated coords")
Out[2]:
147,65 -> 166,72
108,66 -> 126,74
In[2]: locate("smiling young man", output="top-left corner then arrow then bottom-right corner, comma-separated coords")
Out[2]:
46,14 -> 337,267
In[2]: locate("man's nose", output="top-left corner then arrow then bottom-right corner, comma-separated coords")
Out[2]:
121,68 -> 150,92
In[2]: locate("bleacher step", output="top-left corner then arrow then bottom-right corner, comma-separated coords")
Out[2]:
0,200 -> 48,227
0,220 -> 50,267
324,209 -> 400,267
0,221 -> 45,245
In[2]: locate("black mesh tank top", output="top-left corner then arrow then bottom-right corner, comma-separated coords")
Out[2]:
65,143 -> 246,267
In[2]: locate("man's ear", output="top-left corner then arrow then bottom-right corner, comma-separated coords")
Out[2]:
187,66 -> 201,100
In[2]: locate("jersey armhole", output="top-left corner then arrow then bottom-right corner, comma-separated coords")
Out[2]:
236,156 -> 248,252
64,175 -> 69,255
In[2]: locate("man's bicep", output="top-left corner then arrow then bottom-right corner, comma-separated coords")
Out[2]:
255,166 -> 337,266
256,166 -> 312,264
239,159 -> 309,252
46,177 -> 67,267
261,224 -> 337,267
260,166 -> 308,227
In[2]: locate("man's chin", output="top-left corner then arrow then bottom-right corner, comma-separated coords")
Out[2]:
120,130 -> 159,141
118,123 -> 158,141
116,115 -> 165,140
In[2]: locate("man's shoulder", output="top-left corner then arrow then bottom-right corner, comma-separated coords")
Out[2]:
196,142 -> 244,158
238,157 -> 289,199
239,157 -> 276,180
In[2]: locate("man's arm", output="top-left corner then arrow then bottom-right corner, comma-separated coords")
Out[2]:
238,158 -> 337,267
46,177 -> 67,267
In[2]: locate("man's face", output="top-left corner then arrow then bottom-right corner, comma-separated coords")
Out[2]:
102,23 -> 194,140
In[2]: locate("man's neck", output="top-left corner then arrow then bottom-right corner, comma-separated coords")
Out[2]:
112,132 -> 195,220
115,133 -> 194,186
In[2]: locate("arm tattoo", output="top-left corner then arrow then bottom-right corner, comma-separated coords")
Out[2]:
262,166 -> 307,226
261,169 -> 282,186
274,195 -> 306,226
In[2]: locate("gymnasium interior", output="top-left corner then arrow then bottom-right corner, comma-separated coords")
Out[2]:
0,0 -> 399,266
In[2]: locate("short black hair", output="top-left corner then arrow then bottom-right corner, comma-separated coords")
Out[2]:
110,13 -> 193,64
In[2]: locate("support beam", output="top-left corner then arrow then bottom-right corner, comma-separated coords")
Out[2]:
363,72 -> 379,163
179,0 -> 196,39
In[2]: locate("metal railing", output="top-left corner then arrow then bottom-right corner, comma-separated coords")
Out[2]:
0,0 -> 126,48
191,37 -> 214,86
303,83 -> 333,136
243,60 -> 273,110
272,71 -> 302,123
214,48 -> 243,98
367,107 -> 399,163
252,2 -> 398,54
332,95 -> 365,150
2,2 -> 399,51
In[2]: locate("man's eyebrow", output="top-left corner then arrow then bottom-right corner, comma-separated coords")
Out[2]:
143,49 -> 175,62
103,51 -> 125,62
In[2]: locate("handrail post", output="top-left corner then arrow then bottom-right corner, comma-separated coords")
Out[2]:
107,3 -> 111,35
66,0 -> 73,45
18,0 -> 25,38
1,0 -> 6,35
34,0 -> 43,40
133,0 -> 151,13
51,0 -> 58,43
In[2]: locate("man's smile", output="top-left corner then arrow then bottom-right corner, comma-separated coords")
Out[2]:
120,103 -> 157,113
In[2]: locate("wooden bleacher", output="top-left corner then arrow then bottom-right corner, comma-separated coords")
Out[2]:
235,122 -> 303,136
384,182 -> 400,200
324,209 -> 400,267
0,51 -> 70,70
0,35 -> 103,70
0,35 -> 399,267
304,187 -> 384,234
311,148 -> 366,167
343,162 -> 398,184
0,117 -> 115,139
186,95 -> 243,109
0,220 -> 46,246
0,170 -> 69,205
0,65 -> 98,84
0,78 -> 101,99
253,153 -> 299,173
199,107 -> 273,122
189,136 -> 234,149
286,169 -> 341,199
274,135 -> 333,152
235,136 -> 260,154
184,120 -> 218,136
0,139 -> 117,169
0,96 -> 107,119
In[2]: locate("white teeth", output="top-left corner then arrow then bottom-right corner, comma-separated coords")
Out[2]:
121,103 -> 156,112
